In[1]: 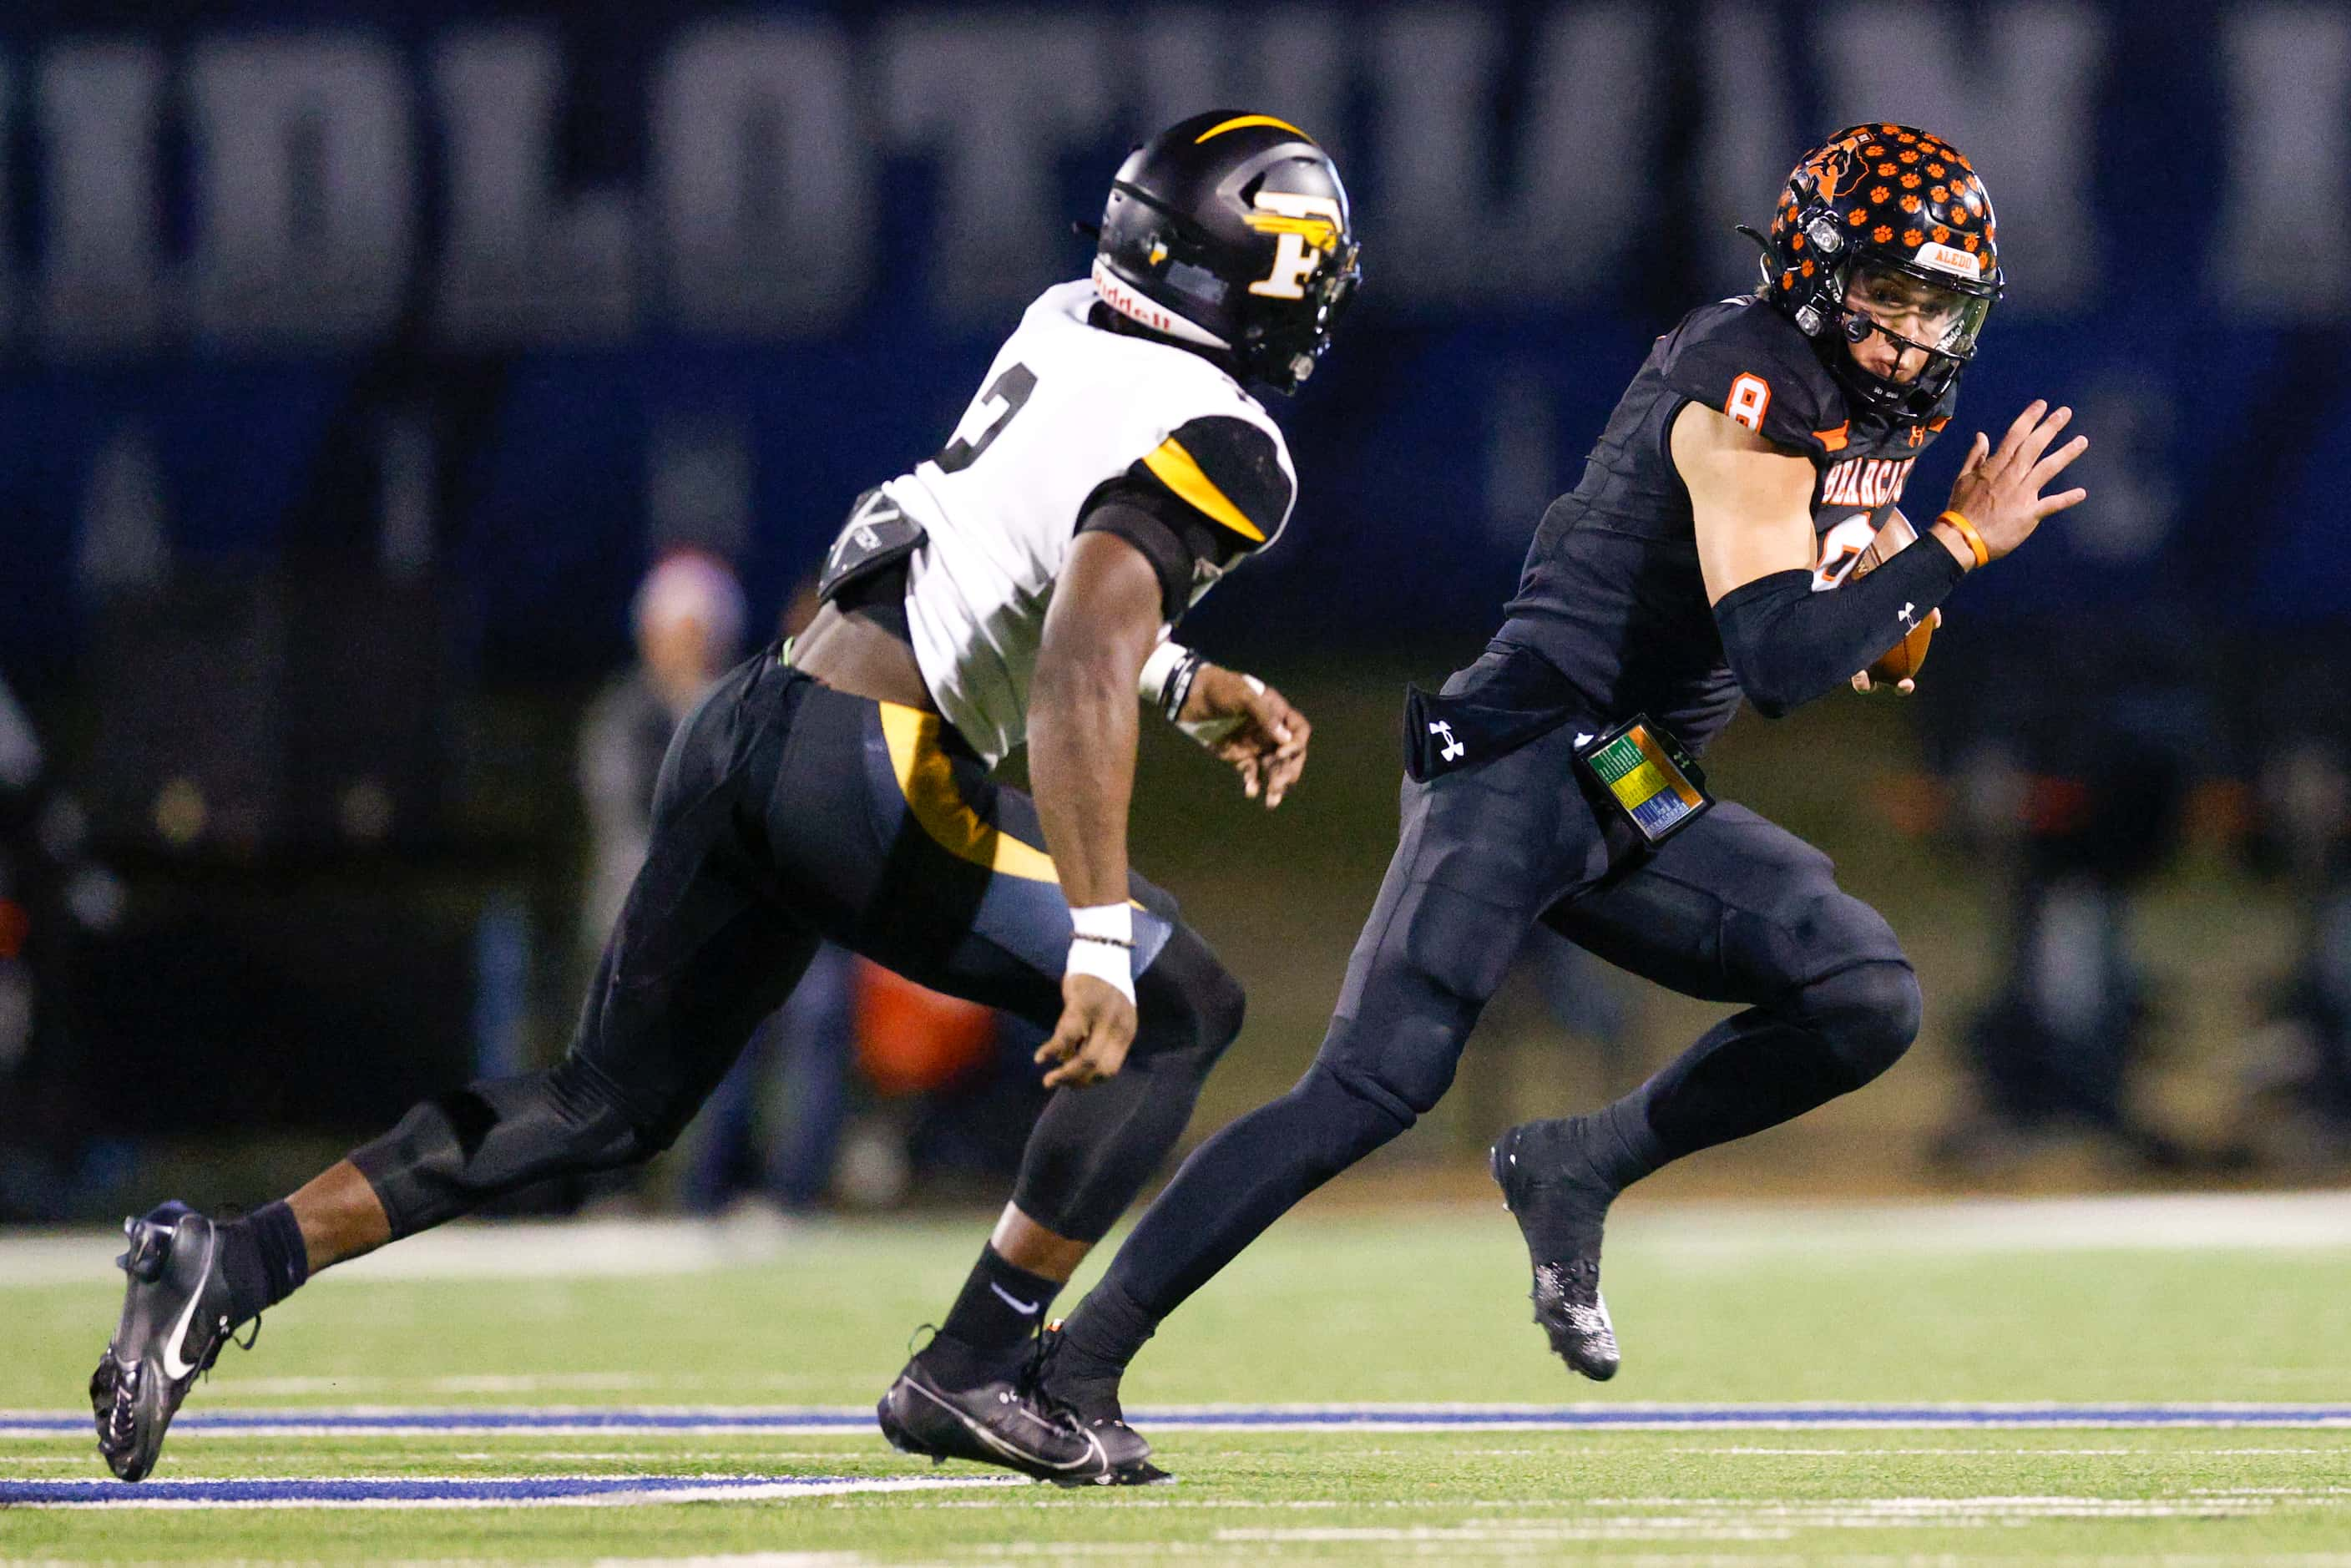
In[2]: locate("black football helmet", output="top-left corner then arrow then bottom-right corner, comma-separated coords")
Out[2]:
1091,111 -> 1360,395
1753,124 -> 2005,420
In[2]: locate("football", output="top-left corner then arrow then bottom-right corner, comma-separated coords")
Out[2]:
1850,518 -> 1934,684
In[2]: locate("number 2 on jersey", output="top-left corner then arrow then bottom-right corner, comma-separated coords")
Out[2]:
934,363 -> 1038,473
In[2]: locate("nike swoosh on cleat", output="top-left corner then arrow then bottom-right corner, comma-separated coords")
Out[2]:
902,1377 -> 1105,1474
156,1225 -> 218,1382
988,1282 -> 1041,1316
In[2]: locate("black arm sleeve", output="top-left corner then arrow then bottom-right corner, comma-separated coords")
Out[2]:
1711,540 -> 1968,718
1076,480 -> 1250,624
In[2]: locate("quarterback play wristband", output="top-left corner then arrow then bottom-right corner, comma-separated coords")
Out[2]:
1159,650 -> 1207,724
1936,509 -> 1990,569
1066,902 -> 1137,1004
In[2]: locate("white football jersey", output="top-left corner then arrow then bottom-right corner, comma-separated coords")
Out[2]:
885,278 -> 1297,765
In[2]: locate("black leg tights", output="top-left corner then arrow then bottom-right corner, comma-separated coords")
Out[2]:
1009,924 -> 1247,1243
1621,956 -> 1921,1165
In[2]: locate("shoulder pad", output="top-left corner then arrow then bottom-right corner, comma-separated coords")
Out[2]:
1130,414 -> 1296,550
1657,299 -> 1849,459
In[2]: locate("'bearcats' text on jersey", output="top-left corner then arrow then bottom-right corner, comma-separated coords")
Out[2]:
1497,295 -> 1952,751
880,280 -> 1297,765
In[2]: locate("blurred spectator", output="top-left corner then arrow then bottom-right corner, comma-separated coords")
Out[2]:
680,942 -> 860,1214
578,551 -> 751,946
0,672 -> 124,1219
849,960 -> 1024,1209
2241,732 -> 2351,1161
576,555 -> 857,1216
1924,622 -> 2211,1171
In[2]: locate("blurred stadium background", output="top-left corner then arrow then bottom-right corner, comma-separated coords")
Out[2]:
3,3 -> 2350,1235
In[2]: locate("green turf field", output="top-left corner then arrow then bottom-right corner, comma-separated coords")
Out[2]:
8,1196 -> 2351,1562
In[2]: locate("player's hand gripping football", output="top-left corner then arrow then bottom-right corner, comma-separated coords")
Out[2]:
1939,399 -> 2090,563
1848,604 -> 1941,695
1848,509 -> 1941,695
1182,665 -> 1312,808
1035,974 -> 1138,1089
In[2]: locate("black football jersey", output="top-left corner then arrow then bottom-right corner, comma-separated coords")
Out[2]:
1496,295 -> 1954,752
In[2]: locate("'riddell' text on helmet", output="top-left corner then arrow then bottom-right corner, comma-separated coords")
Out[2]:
1755,124 -> 2004,420
1092,111 -> 1361,396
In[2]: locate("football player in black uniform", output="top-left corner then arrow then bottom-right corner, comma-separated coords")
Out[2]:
89,113 -> 1358,1490
1008,125 -> 2090,1479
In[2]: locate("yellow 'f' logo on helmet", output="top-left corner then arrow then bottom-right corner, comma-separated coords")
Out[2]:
1246,191 -> 1347,300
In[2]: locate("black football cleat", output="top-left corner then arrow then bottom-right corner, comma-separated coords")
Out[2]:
1491,1122 -> 1621,1382
1525,1257 -> 1620,1382
1030,1321 -> 1171,1486
877,1352 -> 1115,1487
90,1202 -> 245,1481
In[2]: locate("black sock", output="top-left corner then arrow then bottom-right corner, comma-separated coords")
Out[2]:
1583,1095 -> 1668,1189
1512,1100 -> 1666,1263
1053,1281 -> 1161,1419
926,1246 -> 1062,1384
219,1201 -> 311,1328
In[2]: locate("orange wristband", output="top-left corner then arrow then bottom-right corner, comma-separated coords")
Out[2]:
1937,509 -> 1990,569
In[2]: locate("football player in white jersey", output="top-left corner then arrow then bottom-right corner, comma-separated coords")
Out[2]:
92,112 -> 1359,1489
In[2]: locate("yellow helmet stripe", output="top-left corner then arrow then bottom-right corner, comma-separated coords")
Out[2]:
1194,114 -> 1313,145
1142,438 -> 1267,543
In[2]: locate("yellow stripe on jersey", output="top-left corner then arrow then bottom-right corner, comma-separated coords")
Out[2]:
1193,114 -> 1313,144
1141,438 -> 1267,543
879,704 -> 1059,883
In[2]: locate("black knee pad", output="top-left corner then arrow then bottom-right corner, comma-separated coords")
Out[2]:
1802,958 -> 1923,1088
349,1056 -> 660,1239
1312,999 -> 1469,1125
1135,928 -> 1247,1065
1196,963 -> 1246,1055
1290,1057 -> 1419,1171
1738,883 -> 1917,1089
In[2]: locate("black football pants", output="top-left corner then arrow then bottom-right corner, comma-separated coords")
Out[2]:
1091,643 -> 1920,1317
351,647 -> 1244,1245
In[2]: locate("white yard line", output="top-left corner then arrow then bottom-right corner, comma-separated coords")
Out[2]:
0,1218 -> 799,1287
4,1191 -> 2349,1289
591,1560 -> 870,1567
1631,1190 -> 2351,1257
8,1403 -> 2351,1440
2,1474 -> 1017,1510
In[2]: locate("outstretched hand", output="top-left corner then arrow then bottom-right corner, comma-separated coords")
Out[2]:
1942,400 -> 2091,563
1183,665 -> 1312,808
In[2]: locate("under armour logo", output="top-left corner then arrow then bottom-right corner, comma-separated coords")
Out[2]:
1897,601 -> 1919,630
1428,720 -> 1465,762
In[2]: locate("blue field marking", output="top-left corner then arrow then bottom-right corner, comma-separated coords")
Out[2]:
7,1403 -> 2351,1439
0,1474 -> 1014,1508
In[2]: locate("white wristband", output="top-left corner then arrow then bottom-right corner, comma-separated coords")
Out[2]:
1137,635 -> 1189,707
1065,902 -> 1136,1004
